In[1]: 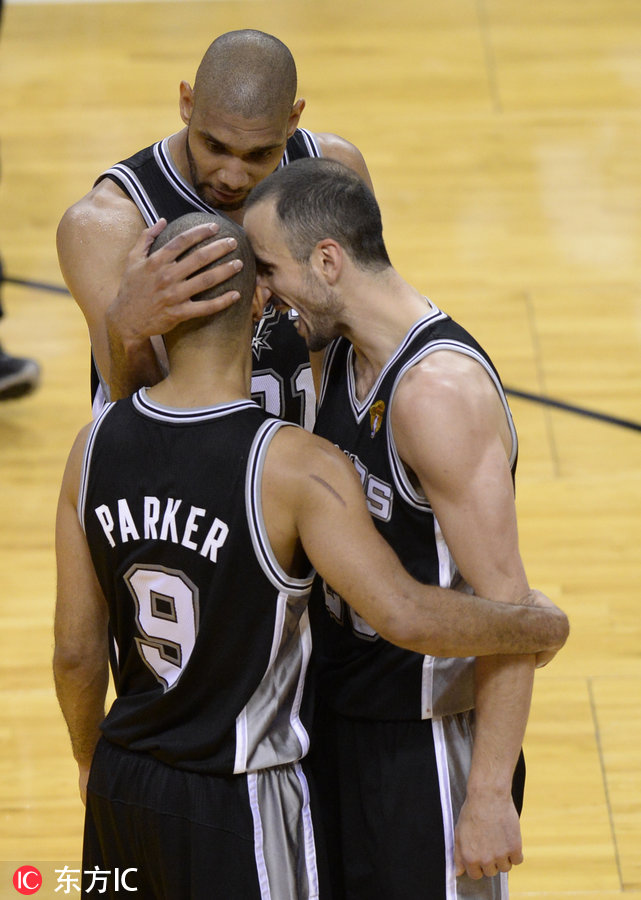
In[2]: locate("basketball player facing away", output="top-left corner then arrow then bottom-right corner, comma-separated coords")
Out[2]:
56,28 -> 372,422
242,159 -> 562,899
54,212 -> 568,899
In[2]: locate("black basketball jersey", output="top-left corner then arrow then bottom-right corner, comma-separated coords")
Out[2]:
92,129 -> 321,426
311,303 -> 518,720
80,392 -> 315,775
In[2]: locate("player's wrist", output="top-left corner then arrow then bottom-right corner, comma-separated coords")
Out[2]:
464,780 -> 514,804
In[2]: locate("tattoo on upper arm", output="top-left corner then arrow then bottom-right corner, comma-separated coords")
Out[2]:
310,474 -> 347,507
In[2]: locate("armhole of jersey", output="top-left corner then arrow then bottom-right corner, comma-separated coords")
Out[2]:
78,402 -> 115,533
91,348 -> 111,417
245,419 -> 314,595
387,342 -> 518,507
279,128 -> 323,168
97,165 -> 159,226
297,128 -> 323,158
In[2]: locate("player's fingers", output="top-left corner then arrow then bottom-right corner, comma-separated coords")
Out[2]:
161,223 -> 223,264
535,648 -> 557,668
129,218 -> 167,260
508,849 -> 524,867
180,289 -> 242,320
453,845 -> 468,878
519,588 -> 556,611
180,257 -> 243,297
462,861 -> 484,880
179,235 -> 239,277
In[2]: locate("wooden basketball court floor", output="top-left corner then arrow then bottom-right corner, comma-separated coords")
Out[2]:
0,0 -> 639,896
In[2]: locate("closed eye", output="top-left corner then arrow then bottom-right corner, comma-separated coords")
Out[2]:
256,260 -> 274,277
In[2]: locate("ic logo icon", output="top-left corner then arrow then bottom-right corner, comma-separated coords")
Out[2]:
12,866 -> 42,895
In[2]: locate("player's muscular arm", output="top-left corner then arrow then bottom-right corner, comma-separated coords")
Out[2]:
57,182 -> 150,395
262,428 -> 568,657
53,425 -> 110,805
392,353 -> 546,881
58,181 -> 247,402
315,133 -> 375,191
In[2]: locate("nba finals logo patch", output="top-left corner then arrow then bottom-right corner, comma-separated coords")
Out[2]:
369,400 -> 385,438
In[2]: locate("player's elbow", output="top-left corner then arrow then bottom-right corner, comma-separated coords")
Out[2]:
53,641 -> 88,678
53,631 -> 106,680
379,617 -> 455,657
369,593 -> 442,656
550,608 -> 570,649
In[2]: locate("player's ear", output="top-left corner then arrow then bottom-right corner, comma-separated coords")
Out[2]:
286,99 -> 306,139
252,285 -> 271,321
179,82 -> 195,126
312,239 -> 342,285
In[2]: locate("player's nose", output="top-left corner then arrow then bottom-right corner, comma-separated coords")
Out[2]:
218,159 -> 250,191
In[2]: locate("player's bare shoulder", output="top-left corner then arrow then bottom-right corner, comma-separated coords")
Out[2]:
392,348 -> 513,465
268,424 -> 351,485
57,178 -> 145,253
57,178 -> 148,321
314,133 -> 373,188
397,349 -> 502,420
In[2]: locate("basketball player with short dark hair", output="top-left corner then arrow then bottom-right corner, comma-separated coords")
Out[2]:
54,211 -> 567,899
243,158 -> 560,899
56,28 -> 372,421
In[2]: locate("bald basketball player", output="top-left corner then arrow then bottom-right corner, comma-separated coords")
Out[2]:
54,211 -> 568,898
56,28 -> 372,420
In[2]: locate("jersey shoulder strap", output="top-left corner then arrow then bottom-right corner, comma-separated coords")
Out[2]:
280,128 -> 322,166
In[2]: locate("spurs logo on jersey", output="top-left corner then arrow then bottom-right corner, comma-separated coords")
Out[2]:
252,303 -> 299,361
251,301 -> 316,430
346,450 -> 393,522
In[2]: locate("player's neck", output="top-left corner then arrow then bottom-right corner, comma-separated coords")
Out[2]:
166,130 -> 245,225
167,129 -> 190,182
148,342 -> 251,409
344,270 -> 430,389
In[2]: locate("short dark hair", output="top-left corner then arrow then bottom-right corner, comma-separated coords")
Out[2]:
150,212 -> 256,335
151,211 -> 256,301
245,158 -> 391,270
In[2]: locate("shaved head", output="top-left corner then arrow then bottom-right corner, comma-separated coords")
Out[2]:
151,211 -> 257,339
193,30 -> 297,123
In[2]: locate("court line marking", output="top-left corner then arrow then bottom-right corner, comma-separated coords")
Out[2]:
4,275 -> 641,434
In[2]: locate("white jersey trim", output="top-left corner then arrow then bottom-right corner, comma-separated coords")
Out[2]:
99,165 -> 159,226
131,388 -> 259,423
295,760 -> 321,899
154,137 -> 219,213
279,128 -> 322,167
248,772 -> 271,900
334,304 -> 447,421
387,339 -> 518,512
432,717 -> 458,899
78,401 -> 116,532
421,655 -> 434,719
246,419 -> 315,595
290,607 -> 313,758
